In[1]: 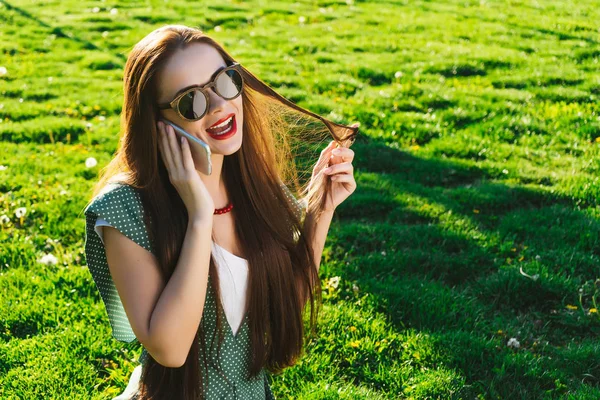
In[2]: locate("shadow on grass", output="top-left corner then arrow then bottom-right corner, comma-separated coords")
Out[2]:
0,0 -> 126,61
326,136 -> 600,397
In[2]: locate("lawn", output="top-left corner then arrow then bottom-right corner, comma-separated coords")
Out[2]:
2,0 -> 600,398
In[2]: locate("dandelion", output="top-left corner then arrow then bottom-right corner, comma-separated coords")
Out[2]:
507,338 -> 520,349
566,304 -> 578,310
85,157 -> 98,168
394,71 -> 403,79
349,326 -> 357,332
15,207 -> 26,226
0,214 -> 9,225
327,276 -> 340,289
214,25 -> 222,32
349,340 -> 360,348
110,8 -> 118,15
38,253 -> 58,266
298,16 -> 306,24
102,31 -> 109,38
0,66 -> 7,76
92,6 -> 100,13
590,308 -> 597,314
0,165 -> 7,171
473,209 -> 480,214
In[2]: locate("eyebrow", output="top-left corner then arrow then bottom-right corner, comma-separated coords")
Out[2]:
170,65 -> 228,100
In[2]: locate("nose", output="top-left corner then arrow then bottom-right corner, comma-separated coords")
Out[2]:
207,88 -> 227,116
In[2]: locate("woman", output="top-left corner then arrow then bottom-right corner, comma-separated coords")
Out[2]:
83,24 -> 359,399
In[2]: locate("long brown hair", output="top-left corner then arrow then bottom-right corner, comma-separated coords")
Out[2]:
89,25 -> 358,399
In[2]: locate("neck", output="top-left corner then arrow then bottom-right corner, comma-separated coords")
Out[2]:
199,153 -> 229,208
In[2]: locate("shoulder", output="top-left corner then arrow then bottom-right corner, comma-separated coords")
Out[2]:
84,182 -> 154,254
84,183 -> 143,216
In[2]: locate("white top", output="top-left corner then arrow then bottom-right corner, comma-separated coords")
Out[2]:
94,217 -> 248,336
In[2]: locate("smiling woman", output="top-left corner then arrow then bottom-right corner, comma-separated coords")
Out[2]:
82,24 -> 358,400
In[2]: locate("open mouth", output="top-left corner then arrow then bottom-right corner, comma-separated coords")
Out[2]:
206,114 -> 235,136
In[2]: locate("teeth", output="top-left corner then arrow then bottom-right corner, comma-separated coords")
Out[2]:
209,116 -> 233,130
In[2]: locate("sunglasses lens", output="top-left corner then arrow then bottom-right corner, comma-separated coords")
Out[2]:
215,69 -> 243,99
177,90 -> 207,120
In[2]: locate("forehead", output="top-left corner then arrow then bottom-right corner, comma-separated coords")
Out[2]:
157,42 -> 226,100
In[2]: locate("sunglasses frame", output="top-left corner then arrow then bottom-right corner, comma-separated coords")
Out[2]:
157,62 -> 244,122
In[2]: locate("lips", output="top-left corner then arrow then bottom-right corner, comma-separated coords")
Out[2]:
206,114 -> 237,140
207,113 -> 235,130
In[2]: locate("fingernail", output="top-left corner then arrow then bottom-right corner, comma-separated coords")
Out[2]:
323,167 -> 331,174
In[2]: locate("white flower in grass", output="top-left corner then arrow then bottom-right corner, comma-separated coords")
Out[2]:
327,276 -> 340,289
0,165 -> 7,170
92,7 -> 100,13
0,214 -> 9,225
110,8 -> 118,15
0,66 -> 7,76
214,25 -> 222,32
39,253 -> 58,266
85,157 -> 97,168
15,207 -> 26,218
507,338 -> 520,349
298,16 -> 306,24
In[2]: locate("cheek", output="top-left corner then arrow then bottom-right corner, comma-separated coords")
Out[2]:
234,97 -> 243,116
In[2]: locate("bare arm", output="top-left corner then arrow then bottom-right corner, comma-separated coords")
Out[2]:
103,217 -> 213,368
303,208 -> 335,274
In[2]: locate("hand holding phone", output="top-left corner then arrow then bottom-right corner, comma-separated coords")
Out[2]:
159,118 -> 212,176
156,120 -> 215,221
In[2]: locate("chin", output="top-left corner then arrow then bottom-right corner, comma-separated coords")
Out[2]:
213,134 -> 243,156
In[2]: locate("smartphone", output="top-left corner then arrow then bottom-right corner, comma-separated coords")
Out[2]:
159,118 -> 212,175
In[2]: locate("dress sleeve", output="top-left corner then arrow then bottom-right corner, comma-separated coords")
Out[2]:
280,182 -> 307,222
83,183 -> 154,343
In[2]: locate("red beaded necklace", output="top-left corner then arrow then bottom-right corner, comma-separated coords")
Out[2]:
214,202 -> 233,215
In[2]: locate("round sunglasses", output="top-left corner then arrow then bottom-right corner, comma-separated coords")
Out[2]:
158,63 -> 244,122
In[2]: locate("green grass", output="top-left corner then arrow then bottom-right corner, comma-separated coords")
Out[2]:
2,0 -> 600,398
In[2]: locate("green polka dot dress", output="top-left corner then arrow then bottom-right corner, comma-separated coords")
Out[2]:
83,181 -> 306,399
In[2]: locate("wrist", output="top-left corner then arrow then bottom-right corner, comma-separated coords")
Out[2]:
188,215 -> 213,229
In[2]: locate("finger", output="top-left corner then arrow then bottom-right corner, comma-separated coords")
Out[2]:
180,136 -> 195,172
330,174 -> 355,183
330,147 -> 354,163
158,123 -> 174,169
322,162 -> 353,175
320,140 -> 336,155
165,125 -> 184,171
313,141 -> 337,173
